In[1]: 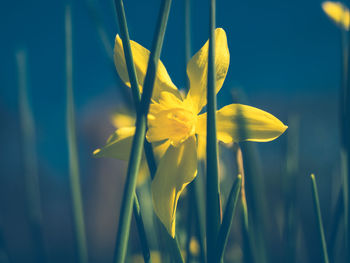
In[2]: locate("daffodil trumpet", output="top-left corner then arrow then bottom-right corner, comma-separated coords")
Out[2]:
94,28 -> 287,238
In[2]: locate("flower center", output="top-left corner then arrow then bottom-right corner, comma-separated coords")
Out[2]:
147,103 -> 197,146
165,108 -> 196,143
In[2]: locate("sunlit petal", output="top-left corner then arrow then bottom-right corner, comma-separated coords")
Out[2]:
151,136 -> 197,237
94,127 -> 135,160
185,28 -> 230,113
196,104 -> 287,143
93,126 -> 150,185
196,135 -> 206,160
152,140 -> 171,162
114,35 -> 182,101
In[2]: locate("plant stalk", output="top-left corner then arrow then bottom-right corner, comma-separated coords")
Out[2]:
112,0 -> 173,262
65,5 -> 89,263
206,0 -> 221,262
310,174 -> 329,263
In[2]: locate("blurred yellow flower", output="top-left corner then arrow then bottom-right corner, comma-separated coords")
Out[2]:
189,237 -> 200,256
94,28 -> 287,237
131,251 -> 161,263
111,110 -> 135,128
322,1 -> 350,30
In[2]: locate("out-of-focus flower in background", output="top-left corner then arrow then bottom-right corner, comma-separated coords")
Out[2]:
322,1 -> 350,30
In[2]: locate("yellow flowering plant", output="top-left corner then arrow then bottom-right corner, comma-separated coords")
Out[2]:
94,28 -> 287,238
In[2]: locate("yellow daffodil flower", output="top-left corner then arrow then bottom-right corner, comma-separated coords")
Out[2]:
322,1 -> 350,30
94,28 -> 287,237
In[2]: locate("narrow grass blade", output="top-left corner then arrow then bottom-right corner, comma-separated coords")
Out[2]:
86,0 -> 113,61
112,1 -> 173,262
185,184 -> 194,263
235,145 -> 254,263
184,0 -> 191,92
341,26 -> 350,261
236,146 -> 248,229
206,0 -> 221,261
133,193 -> 151,263
114,1 -> 183,262
329,187 -> 344,261
16,49 -> 46,263
241,201 -> 254,263
113,1 -> 154,261
65,6 -> 89,263
85,0 -> 133,107
283,115 -> 299,263
310,174 -> 330,263
231,92 -> 269,263
114,0 -> 157,176
184,2 -> 193,257
193,173 -> 206,262
171,236 -> 184,263
216,175 -> 242,262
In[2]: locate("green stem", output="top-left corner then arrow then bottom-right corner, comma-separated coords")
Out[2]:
86,0 -> 113,61
184,1 -> 193,260
113,1 -> 153,261
114,0 -> 158,177
206,0 -> 220,262
114,1 -> 183,261
283,115 -> 299,263
329,187 -> 343,261
112,1 -> 173,262
216,175 -> 242,262
16,50 -> 46,263
241,199 -> 254,263
310,174 -> 329,263
184,0 -> 191,92
236,145 -> 254,263
133,193 -> 151,263
85,0 -> 133,107
194,173 -> 206,262
185,184 -> 194,263
65,5 -> 89,263
341,25 -> 350,261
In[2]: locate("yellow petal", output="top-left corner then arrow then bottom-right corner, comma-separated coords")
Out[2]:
196,104 -> 287,143
94,127 -> 135,160
114,35 -> 182,102
93,126 -> 150,185
111,111 -> 135,128
185,28 -> 230,113
151,136 -> 197,237
322,1 -> 350,30
196,135 -> 206,160
152,140 -> 171,162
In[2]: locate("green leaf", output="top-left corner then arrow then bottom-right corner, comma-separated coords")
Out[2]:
206,0 -> 221,262
65,5 -> 89,263
310,174 -> 330,263
216,175 -> 242,262
112,1 -> 175,262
